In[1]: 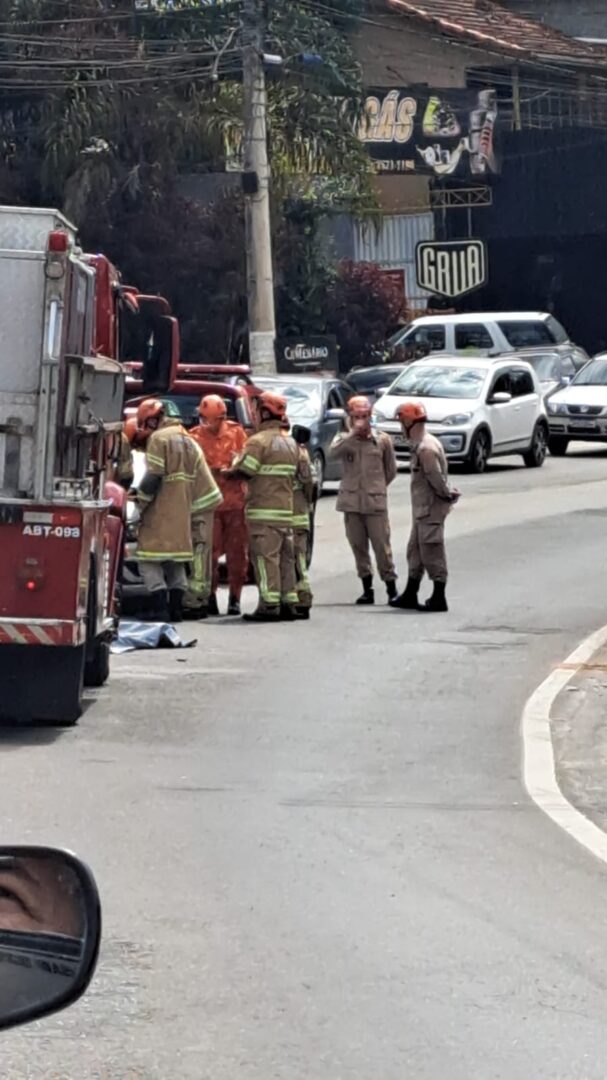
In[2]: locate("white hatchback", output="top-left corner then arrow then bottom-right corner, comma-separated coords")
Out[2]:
372,356 -> 548,473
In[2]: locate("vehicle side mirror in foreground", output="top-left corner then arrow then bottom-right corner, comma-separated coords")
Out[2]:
0,847 -> 101,1032
562,375 -> 572,385
489,391 -> 512,405
325,408 -> 346,421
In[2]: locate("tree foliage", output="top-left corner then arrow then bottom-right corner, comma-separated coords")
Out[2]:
0,0 -> 378,360
325,261 -> 406,371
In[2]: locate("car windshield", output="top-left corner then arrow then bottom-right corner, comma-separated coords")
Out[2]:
388,365 -> 486,400
522,353 -> 561,381
256,380 -> 322,421
571,358 -> 607,386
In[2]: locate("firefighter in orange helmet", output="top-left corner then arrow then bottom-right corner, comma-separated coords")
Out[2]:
390,401 -> 460,613
189,394 -> 248,616
133,398 -> 222,622
231,390 -> 300,622
329,394 -> 398,605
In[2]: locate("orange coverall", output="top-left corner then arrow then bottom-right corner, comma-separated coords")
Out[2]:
190,420 -> 249,598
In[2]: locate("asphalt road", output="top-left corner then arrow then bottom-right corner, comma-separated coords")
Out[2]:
4,446 -> 607,1079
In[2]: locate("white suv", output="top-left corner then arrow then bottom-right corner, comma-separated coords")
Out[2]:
372,356 -> 548,473
388,311 -> 588,365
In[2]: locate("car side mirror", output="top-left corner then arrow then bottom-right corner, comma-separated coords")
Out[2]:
0,847 -> 100,1032
562,375 -> 571,385
376,387 -> 388,397
489,391 -> 512,405
325,408 -> 346,421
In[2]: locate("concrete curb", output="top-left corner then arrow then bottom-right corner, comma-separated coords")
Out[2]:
522,624 -> 607,863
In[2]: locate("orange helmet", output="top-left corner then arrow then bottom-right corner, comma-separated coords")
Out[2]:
124,417 -> 140,445
199,394 -> 227,422
348,394 -> 372,417
396,401 -> 427,427
136,398 -> 164,427
259,390 -> 288,421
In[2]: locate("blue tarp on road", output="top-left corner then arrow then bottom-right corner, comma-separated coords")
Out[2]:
111,621 -> 198,654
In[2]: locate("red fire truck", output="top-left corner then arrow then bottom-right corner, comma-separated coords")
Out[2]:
0,207 -> 179,724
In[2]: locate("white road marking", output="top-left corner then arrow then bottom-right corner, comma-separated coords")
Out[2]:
522,624 -> 607,862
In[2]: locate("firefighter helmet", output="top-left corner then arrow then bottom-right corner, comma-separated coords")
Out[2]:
396,401 -> 427,427
348,395 -> 372,417
259,391 -> 288,421
136,398 -> 164,428
198,394 -> 227,422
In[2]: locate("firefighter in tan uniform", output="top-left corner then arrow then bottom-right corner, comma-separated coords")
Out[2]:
390,402 -> 460,613
231,391 -> 300,623
133,399 -> 223,623
291,424 -> 316,620
330,395 -> 398,605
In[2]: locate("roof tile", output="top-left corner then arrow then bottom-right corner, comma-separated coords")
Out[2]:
386,0 -> 602,63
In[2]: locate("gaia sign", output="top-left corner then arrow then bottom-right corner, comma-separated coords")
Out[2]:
359,87 -> 498,177
416,241 -> 487,299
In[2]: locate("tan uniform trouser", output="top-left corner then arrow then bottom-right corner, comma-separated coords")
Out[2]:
293,529 -> 313,609
249,524 -> 298,610
344,512 -> 397,582
407,519 -> 448,583
183,512 -> 213,610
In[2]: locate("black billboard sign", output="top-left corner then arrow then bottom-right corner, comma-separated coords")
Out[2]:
275,336 -> 338,374
359,87 -> 498,178
416,240 -> 488,299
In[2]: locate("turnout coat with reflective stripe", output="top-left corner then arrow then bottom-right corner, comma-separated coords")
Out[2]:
137,419 -> 223,561
234,420 -> 299,526
292,445 -> 314,531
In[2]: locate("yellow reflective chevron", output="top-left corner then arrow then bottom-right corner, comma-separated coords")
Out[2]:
192,487 -> 222,513
241,454 -> 261,475
246,508 -> 293,523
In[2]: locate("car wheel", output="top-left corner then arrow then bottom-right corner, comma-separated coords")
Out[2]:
523,423 -> 548,468
312,451 -> 325,495
465,429 -> 490,474
548,435 -> 569,457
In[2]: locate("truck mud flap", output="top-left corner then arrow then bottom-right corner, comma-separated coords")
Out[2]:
0,644 -> 85,725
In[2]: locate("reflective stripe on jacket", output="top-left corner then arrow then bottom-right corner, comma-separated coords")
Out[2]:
136,419 -> 223,561
233,420 -> 298,526
292,445 -> 314,531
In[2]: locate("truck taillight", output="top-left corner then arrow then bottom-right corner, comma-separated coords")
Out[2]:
47,229 -> 69,253
18,557 -> 45,592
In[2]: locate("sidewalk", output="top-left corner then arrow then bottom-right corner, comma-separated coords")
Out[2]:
551,645 -> 607,830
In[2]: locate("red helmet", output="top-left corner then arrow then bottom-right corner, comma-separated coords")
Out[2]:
124,417 -> 140,445
396,401 -> 427,427
348,395 -> 372,417
198,394 -> 227,422
259,391 -> 288,421
136,398 -> 164,428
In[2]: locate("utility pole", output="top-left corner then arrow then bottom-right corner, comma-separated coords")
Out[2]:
242,0 -> 277,374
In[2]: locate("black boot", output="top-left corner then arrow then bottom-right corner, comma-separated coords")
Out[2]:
390,577 -> 423,611
356,575 -> 375,606
386,579 -> 398,603
424,581 -> 448,612
168,589 -> 184,624
296,606 -> 311,620
243,606 -> 281,623
207,593 -> 220,617
280,603 -> 298,622
227,594 -> 241,617
143,590 -> 170,622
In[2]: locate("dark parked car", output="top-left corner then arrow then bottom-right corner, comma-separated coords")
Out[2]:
254,374 -> 352,492
493,346 -> 587,401
346,364 -> 406,404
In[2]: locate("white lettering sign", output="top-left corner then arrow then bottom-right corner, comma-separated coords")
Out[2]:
416,241 -> 487,299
